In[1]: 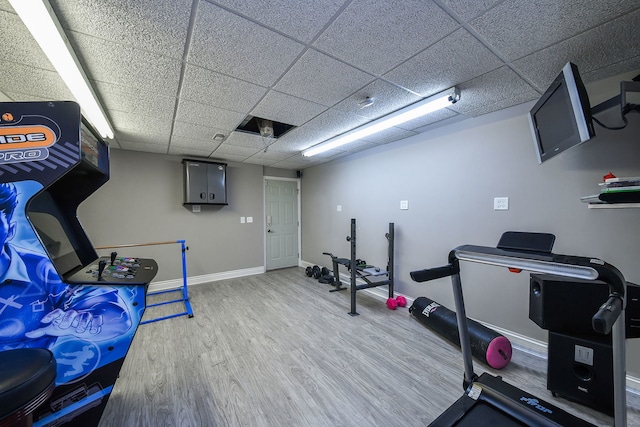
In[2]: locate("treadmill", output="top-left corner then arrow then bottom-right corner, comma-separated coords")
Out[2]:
410,232 -> 627,427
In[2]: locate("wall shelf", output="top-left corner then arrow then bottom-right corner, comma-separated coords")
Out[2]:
588,203 -> 640,209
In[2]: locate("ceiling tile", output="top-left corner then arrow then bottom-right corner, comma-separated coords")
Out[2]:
1,92 -> 51,102
581,56 -> 640,84
448,66 -> 539,117
384,28 -> 505,97
96,81 -> 176,120
67,32 -> 182,97
115,129 -> 170,146
0,62 -> 73,101
271,155 -> 316,169
168,145 -> 214,158
513,9 -> 640,91
313,0 -> 459,75
172,121 -> 230,146
51,0 -> 192,59
117,140 -> 169,154
209,153 -> 251,163
438,0 -> 503,22
245,149 -> 292,162
212,0 -> 345,42
250,91 -> 327,126
223,131 -> 272,150
265,137 -> 312,153
332,79 -> 422,119
181,64 -> 268,112
170,136 -> 220,152
190,2 -> 305,87
411,114 -> 468,134
110,111 -> 172,137
176,99 -> 246,131
0,10 -> 55,70
213,144 -> 261,158
470,0 -> 639,61
2,0 -> 638,170
273,49 -> 376,106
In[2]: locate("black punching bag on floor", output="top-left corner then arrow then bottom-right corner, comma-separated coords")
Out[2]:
409,296 -> 512,369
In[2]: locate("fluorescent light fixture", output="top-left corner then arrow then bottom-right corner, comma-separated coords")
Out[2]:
303,87 -> 459,157
9,0 -> 115,139
454,250 -> 599,280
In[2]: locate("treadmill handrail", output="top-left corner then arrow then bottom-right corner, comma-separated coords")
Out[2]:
448,244 -> 625,334
449,244 -> 624,286
411,242 -> 627,426
450,244 -> 627,426
410,263 -> 458,282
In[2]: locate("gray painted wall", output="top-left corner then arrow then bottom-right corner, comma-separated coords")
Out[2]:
78,151 -> 266,282
300,72 -> 640,376
74,70 -> 640,378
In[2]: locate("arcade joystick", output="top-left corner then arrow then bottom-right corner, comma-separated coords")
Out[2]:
110,251 -> 117,266
98,259 -> 107,279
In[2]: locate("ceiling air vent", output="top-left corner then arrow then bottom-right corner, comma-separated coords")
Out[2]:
235,116 -> 296,138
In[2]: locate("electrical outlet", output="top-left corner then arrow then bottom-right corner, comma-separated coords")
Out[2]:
494,197 -> 509,210
574,344 -> 594,366
247,217 -> 253,223
400,200 -> 409,210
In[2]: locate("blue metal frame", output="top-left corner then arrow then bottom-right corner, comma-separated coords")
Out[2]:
141,240 -> 194,324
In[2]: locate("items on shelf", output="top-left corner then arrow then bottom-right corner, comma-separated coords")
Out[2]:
581,172 -> 640,206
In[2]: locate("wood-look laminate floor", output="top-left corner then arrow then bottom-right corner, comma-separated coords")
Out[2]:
99,267 -> 639,426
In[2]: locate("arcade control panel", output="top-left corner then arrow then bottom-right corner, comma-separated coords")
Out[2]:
66,251 -> 158,285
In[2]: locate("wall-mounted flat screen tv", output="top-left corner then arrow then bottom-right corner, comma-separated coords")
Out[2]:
528,62 -> 595,164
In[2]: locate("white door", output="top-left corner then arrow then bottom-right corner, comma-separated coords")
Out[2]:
265,179 -> 299,270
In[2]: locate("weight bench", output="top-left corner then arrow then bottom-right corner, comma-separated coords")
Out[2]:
322,219 -> 395,316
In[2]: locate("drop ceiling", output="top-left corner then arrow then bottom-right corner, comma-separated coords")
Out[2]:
0,0 -> 638,170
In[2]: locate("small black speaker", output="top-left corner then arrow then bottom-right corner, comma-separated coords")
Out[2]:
529,274 -> 640,338
547,331 -> 613,415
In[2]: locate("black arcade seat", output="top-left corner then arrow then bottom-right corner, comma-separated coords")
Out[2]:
0,348 -> 57,427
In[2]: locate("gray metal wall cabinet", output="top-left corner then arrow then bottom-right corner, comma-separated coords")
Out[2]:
182,159 -> 228,205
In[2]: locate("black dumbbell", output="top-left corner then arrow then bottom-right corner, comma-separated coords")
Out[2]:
319,274 -> 334,284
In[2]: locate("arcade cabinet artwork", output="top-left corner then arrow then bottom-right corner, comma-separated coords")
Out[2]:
0,101 -> 157,426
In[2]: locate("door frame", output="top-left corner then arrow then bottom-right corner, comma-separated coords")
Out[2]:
263,176 -> 301,271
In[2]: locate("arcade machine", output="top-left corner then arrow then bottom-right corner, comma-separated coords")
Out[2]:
0,101 -> 157,426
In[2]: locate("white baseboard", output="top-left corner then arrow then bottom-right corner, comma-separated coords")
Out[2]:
148,266 -> 265,293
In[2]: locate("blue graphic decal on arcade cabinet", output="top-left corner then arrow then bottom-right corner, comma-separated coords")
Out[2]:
1,180 -> 144,375
0,101 -> 155,427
